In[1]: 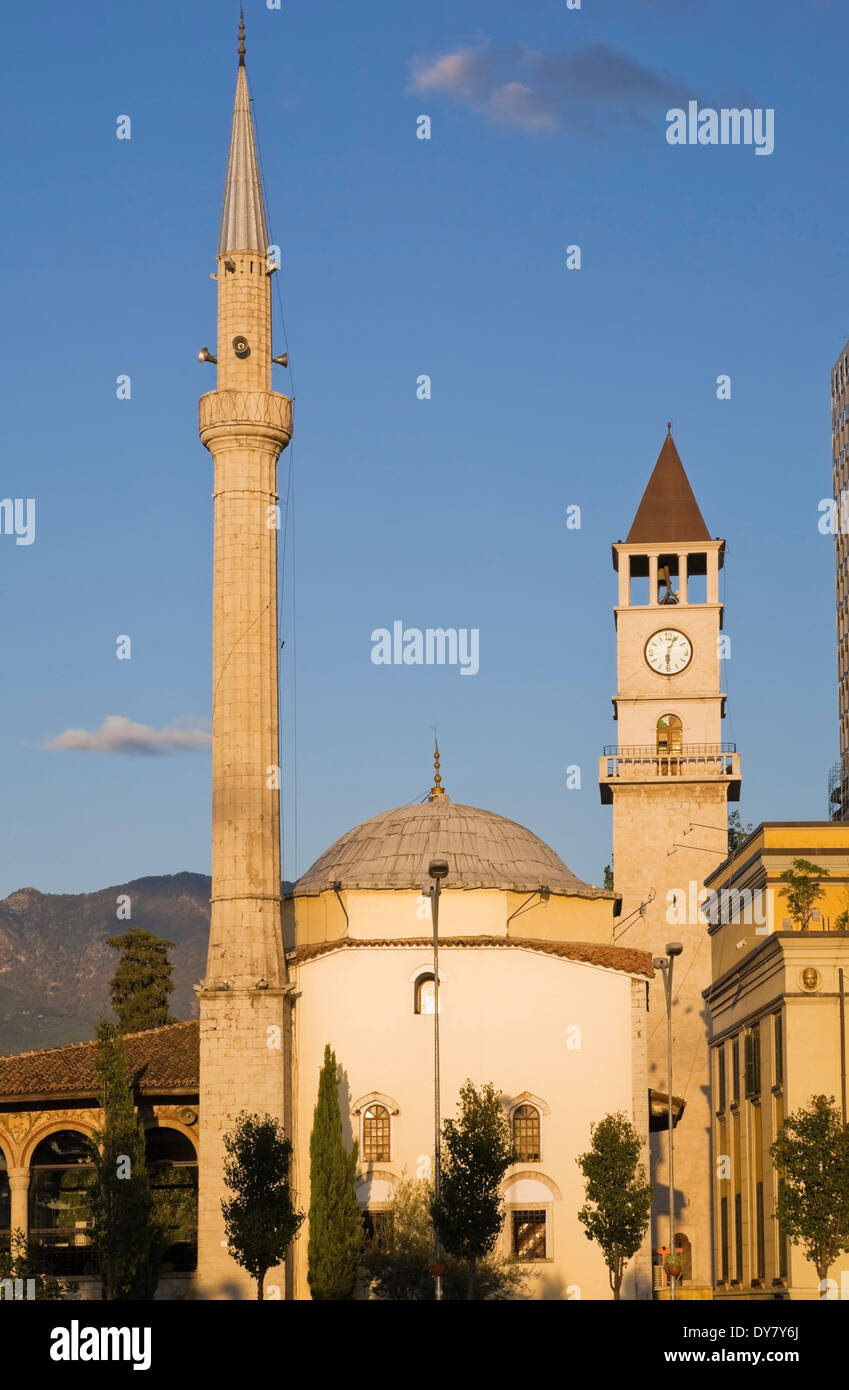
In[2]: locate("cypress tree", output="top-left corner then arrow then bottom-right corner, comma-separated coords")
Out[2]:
107,929 -> 175,1033
89,1021 -> 162,1299
307,1044 -> 363,1299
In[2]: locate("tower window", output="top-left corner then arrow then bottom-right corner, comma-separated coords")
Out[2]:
362,1105 -> 391,1162
657,714 -> 683,757
512,1105 -> 541,1162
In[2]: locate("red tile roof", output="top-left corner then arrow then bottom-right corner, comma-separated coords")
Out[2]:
0,1020 -> 199,1101
289,936 -> 654,978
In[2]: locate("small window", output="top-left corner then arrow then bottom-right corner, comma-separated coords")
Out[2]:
415,973 -> 439,1014
744,1026 -> 761,1099
512,1105 -> 541,1163
773,1013 -> 784,1086
717,1045 -> 726,1113
731,1037 -> 740,1105
512,1210 -> 546,1261
362,1209 -> 393,1250
362,1105 -> 391,1162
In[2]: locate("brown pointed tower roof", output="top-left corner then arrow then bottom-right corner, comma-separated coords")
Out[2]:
627,432 -> 711,544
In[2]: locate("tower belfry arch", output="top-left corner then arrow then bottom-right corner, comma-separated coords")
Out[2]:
195,18 -> 293,1297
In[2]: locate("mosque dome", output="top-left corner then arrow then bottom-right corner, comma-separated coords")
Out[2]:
290,795 -> 606,899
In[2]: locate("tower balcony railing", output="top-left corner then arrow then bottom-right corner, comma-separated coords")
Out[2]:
599,743 -> 740,798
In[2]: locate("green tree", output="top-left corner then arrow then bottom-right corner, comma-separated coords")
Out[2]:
432,1080 -> 515,1300
577,1111 -> 653,1300
307,1044 -> 362,1300
603,863 -> 614,891
89,1021 -> 162,1300
727,810 -> 754,857
770,1094 -> 849,1287
221,1112 -> 303,1300
779,859 -> 830,932
363,1174 -> 434,1301
0,1229 -> 77,1301
106,928 -> 175,1033
364,1174 -> 525,1301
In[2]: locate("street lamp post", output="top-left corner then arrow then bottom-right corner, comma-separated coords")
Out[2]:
653,941 -> 683,1301
428,858 -> 449,1302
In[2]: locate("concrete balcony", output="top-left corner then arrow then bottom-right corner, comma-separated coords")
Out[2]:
599,743 -> 740,803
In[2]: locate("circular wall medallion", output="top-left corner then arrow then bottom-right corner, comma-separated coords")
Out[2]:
799,967 -> 821,992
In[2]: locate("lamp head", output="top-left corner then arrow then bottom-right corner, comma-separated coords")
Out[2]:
428,859 -> 449,882
666,942 -> 684,958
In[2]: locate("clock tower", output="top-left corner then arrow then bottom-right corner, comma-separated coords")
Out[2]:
599,429 -> 740,1295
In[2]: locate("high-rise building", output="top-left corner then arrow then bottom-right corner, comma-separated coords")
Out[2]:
600,430 -> 741,1295
829,338 -> 849,821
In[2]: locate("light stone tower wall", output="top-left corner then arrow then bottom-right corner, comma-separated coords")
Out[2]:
196,37 -> 292,1298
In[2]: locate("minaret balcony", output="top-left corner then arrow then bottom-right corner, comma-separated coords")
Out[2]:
199,389 -> 292,451
599,743 -> 740,802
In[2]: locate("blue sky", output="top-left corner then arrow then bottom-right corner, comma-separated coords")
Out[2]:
1,0 -> 846,897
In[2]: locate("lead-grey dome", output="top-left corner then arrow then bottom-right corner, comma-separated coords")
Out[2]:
290,797 -> 605,898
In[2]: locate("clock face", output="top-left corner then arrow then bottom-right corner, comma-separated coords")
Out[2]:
645,629 -> 692,675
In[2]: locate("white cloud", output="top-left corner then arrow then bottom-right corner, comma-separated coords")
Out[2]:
43,715 -> 211,756
410,41 -> 690,135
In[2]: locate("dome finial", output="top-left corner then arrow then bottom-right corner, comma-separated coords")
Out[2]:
238,10 -> 246,64
430,733 -> 445,798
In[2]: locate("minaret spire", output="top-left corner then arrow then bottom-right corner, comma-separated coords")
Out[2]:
219,27 -> 268,256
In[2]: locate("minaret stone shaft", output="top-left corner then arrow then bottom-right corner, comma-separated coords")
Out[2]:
196,27 -> 292,1296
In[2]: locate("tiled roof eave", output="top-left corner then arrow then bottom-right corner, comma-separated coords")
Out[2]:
0,1083 -> 198,1106
287,935 -> 653,979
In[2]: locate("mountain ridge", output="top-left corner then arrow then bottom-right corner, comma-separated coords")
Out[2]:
0,872 -> 212,1056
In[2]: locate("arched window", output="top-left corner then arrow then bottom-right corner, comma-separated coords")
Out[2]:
657,714 -> 683,757
145,1127 -> 198,1274
512,1105 -> 541,1163
362,1105 -> 391,1162
0,1148 -> 10,1259
28,1131 -> 96,1276
414,973 -> 439,1014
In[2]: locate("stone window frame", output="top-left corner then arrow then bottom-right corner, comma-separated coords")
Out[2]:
352,1093 -> 400,1164
507,1093 -> 550,1164
500,1169 -> 561,1266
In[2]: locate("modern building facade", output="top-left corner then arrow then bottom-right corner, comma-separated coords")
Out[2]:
705,822 -> 849,1299
830,338 -> 849,820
